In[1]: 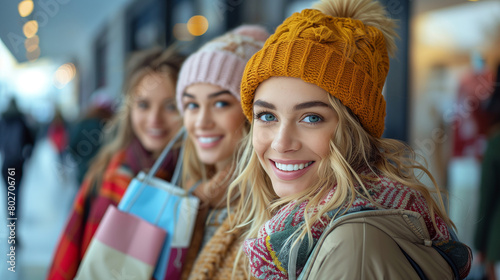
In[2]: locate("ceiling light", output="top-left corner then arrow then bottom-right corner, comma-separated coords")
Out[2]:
187,15 -> 209,36
18,0 -> 34,17
23,20 -> 38,38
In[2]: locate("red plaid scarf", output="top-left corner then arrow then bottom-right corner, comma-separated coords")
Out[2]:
243,174 -> 451,279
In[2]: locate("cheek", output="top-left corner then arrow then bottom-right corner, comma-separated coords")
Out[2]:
222,109 -> 246,137
313,133 -> 332,159
228,107 -> 245,127
130,109 -> 142,133
183,113 -> 195,130
165,112 -> 182,127
252,126 -> 270,159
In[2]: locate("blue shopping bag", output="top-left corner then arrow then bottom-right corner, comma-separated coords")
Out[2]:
118,127 -> 200,280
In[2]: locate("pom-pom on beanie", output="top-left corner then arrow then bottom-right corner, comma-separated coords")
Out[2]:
176,25 -> 269,114
240,0 -> 398,138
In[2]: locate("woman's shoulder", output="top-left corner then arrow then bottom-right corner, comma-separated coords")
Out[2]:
355,172 -> 450,241
303,210 -> 455,280
102,149 -> 134,183
355,172 -> 425,209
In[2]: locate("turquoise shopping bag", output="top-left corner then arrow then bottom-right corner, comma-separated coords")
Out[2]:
118,127 -> 200,280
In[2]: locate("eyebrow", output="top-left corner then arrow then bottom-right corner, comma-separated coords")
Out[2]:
294,101 -> 330,110
134,96 -> 175,103
253,100 -> 276,110
253,100 -> 330,111
183,90 -> 232,99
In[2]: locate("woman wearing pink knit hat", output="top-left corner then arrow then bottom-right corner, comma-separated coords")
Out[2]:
175,25 -> 269,279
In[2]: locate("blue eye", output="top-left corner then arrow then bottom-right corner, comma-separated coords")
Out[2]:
258,113 -> 276,122
137,101 -> 149,109
185,102 -> 198,110
215,101 -> 229,108
165,103 -> 177,112
303,115 -> 322,123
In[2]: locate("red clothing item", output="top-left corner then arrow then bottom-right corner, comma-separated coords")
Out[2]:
46,151 -> 132,280
48,122 -> 67,154
46,145 -> 177,280
452,70 -> 494,160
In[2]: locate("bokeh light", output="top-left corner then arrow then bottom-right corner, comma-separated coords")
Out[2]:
26,46 -> 40,61
18,0 -> 34,17
187,15 -> 209,36
23,20 -> 38,38
53,63 -> 77,88
25,35 -> 39,52
173,23 -> 194,41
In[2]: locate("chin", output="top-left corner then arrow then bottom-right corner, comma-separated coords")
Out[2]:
144,141 -> 166,153
198,155 -> 218,165
272,184 -> 296,198
271,180 -> 310,198
196,149 -> 222,164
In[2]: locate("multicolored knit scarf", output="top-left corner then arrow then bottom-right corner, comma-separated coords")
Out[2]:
243,174 -> 453,279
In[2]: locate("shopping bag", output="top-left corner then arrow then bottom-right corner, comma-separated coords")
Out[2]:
118,127 -> 200,280
75,205 -> 167,280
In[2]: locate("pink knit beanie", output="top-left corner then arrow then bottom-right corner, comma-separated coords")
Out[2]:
176,25 -> 269,114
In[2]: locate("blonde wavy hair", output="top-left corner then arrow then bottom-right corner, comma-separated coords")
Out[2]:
229,0 -> 454,276
229,94 -> 455,274
85,46 -> 185,195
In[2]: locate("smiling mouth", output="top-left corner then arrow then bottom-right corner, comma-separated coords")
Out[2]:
147,129 -> 167,137
198,136 -> 222,144
273,161 -> 314,172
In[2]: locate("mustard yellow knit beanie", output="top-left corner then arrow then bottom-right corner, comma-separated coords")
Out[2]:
240,0 -> 397,138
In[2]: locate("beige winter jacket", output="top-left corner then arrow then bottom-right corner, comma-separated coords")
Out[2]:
298,209 -> 457,280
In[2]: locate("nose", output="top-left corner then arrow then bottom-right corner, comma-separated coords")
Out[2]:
148,106 -> 164,125
195,107 -> 214,129
271,122 -> 301,153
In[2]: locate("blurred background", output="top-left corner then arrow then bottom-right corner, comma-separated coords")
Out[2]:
0,0 -> 499,279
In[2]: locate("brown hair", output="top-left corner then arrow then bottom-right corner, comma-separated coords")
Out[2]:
85,46 -> 185,195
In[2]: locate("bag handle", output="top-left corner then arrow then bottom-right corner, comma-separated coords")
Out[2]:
170,131 -> 186,186
124,127 -> 186,213
145,126 -> 186,185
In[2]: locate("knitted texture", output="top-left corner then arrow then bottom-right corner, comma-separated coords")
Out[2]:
243,172 -> 451,279
240,9 -> 389,137
434,239 -> 472,279
176,25 -> 269,114
187,214 -> 249,280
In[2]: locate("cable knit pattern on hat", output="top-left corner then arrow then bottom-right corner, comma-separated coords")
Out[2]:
176,25 -> 269,114
240,7 -> 394,137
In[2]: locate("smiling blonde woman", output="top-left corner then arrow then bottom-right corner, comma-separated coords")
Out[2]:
229,0 -> 473,279
174,25 -> 269,279
47,47 -> 185,280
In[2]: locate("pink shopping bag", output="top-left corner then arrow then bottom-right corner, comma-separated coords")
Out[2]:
75,205 -> 167,280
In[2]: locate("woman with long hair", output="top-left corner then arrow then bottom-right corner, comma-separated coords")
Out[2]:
230,0 -> 472,279
174,25 -> 269,279
47,47 -> 185,280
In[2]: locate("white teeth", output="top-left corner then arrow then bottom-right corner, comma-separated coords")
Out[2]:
198,136 -> 221,144
275,161 -> 313,172
148,129 -> 164,136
